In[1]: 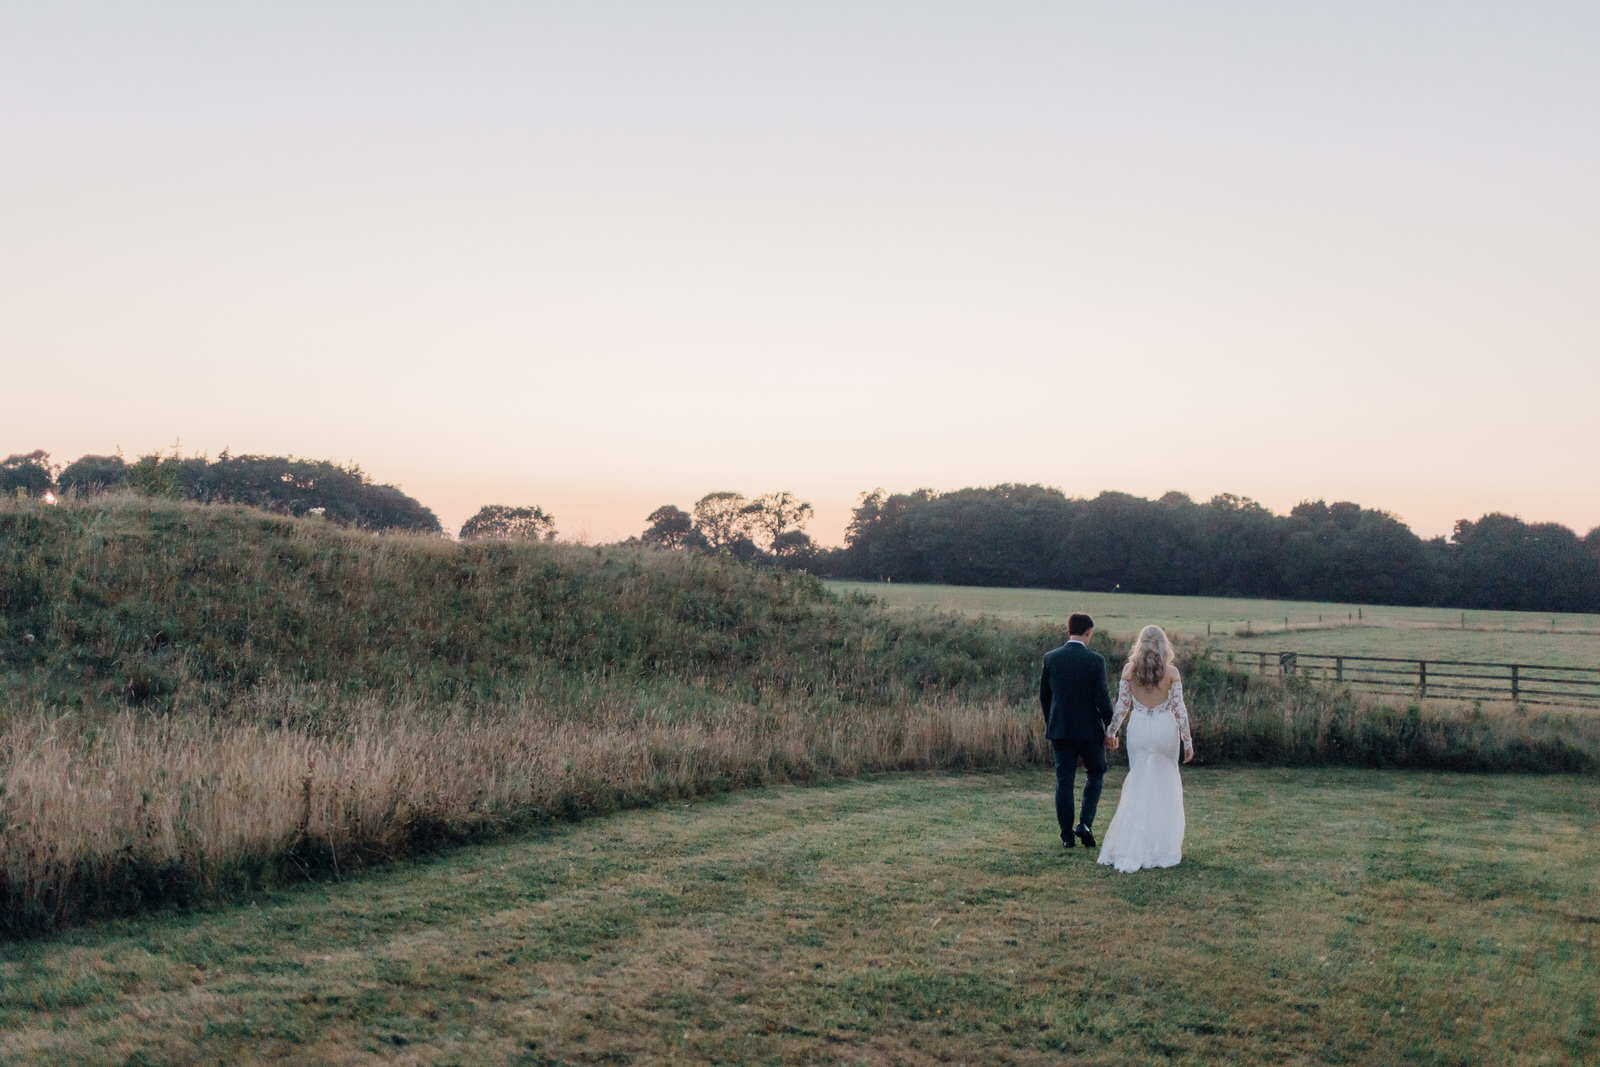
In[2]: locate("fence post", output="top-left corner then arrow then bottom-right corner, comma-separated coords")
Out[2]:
1259,652 -> 1266,675
1336,656 -> 1343,684
1511,664 -> 1519,703
1419,661 -> 1427,699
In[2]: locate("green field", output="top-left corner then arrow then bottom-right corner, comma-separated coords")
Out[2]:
830,581 -> 1600,668
4,768 -> 1595,1065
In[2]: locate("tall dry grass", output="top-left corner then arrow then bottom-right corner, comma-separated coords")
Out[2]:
6,665 -> 1595,937
0,685 -> 1043,937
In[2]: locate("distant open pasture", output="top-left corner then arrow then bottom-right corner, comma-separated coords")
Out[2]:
830,580 -> 1600,669
3,769 -> 1594,1065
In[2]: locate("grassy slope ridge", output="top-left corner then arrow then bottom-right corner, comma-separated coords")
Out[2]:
1,494 -> 1596,938
1,493 -> 1041,713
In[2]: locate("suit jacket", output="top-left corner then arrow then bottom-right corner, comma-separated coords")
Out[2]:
1039,640 -> 1114,743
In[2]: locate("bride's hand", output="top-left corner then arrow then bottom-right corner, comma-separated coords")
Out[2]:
1183,750 -> 1194,763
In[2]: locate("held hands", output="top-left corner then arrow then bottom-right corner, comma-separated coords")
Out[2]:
1104,733 -> 1193,760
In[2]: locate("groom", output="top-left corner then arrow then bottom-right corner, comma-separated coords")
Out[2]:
1039,613 -> 1114,850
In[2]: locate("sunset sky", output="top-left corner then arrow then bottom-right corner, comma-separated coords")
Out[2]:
5,3 -> 1597,545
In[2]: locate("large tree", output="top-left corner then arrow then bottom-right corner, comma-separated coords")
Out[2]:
743,491 -> 814,549
1280,500 -> 1437,605
1443,514 -> 1594,612
118,448 -> 442,532
459,505 -> 557,541
57,454 -> 128,495
641,505 -> 694,548
692,491 -> 755,548
1,451 -> 56,496
770,529 -> 816,565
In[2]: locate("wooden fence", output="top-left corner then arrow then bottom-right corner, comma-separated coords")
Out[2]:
1232,649 -> 1600,708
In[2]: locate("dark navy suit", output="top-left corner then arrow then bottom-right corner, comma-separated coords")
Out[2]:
1039,638 -> 1114,840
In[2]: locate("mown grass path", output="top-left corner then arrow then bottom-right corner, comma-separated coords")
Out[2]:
3,768 -> 1596,1065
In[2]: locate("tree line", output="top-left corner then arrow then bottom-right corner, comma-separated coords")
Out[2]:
458,492 -> 820,562
640,491 -> 817,566
13,448 -> 1599,612
819,485 -> 1600,613
2,449 -> 441,533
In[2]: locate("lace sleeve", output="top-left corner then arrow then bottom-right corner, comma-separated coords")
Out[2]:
1107,679 -> 1131,740
1171,677 -> 1194,757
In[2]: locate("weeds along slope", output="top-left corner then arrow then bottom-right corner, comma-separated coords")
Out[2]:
1,494 -> 1596,937
0,689 -> 1042,939
1181,655 -> 1600,773
1,493 -> 1038,712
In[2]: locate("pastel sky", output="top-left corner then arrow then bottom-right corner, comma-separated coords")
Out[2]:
4,2 -> 1597,545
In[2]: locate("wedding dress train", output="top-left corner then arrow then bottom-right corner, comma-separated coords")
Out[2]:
1097,677 -> 1193,873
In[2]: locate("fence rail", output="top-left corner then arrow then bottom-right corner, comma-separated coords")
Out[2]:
1231,650 -> 1600,708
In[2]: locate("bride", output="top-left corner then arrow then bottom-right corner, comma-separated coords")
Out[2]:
1098,625 -> 1195,873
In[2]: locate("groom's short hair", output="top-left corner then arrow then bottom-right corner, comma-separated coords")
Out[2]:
1067,613 -> 1094,636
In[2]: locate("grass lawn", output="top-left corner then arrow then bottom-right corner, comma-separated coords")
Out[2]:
2,768 -> 1596,1066
829,580 -> 1600,669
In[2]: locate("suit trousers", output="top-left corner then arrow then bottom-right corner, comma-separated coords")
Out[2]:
1051,738 -> 1107,839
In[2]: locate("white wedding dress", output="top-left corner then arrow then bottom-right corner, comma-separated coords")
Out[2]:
1097,676 -> 1193,873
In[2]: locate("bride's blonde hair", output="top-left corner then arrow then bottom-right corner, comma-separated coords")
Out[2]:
1127,625 -> 1175,688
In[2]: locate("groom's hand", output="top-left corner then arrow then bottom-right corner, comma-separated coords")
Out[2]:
1104,736 -> 1119,750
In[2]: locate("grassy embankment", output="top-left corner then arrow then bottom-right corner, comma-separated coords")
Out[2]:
829,579 -> 1600,669
2,768 -> 1595,1065
3,494 -> 1597,938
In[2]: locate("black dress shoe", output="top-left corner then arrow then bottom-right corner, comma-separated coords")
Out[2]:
1074,825 -> 1096,848
1061,836 -> 1075,849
